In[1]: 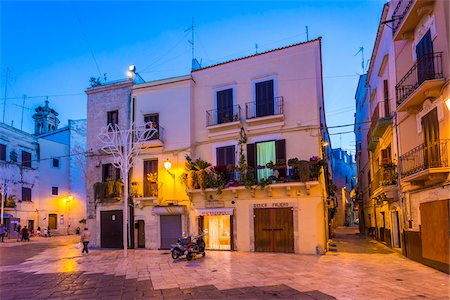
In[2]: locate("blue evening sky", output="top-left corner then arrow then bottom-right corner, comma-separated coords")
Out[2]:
1,0 -> 384,154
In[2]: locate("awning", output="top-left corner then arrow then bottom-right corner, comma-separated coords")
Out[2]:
152,206 -> 184,215
196,208 -> 234,216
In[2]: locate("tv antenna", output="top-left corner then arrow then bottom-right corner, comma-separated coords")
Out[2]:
185,17 -> 195,63
2,67 -> 11,123
255,43 -> 259,54
355,47 -> 365,74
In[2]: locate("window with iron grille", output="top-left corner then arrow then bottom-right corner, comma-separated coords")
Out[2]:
22,187 -> 32,201
22,151 -> 31,168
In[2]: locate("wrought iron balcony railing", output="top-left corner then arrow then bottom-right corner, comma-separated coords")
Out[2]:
370,164 -> 397,195
369,101 -> 392,138
396,52 -> 443,107
130,181 -> 158,198
392,0 -> 413,35
206,105 -> 241,127
245,96 -> 284,119
400,139 -> 449,178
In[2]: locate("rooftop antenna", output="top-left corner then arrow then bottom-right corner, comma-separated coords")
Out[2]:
255,43 -> 259,54
20,94 -> 27,130
185,17 -> 196,67
306,26 -> 309,41
2,67 -> 11,123
355,47 -> 364,74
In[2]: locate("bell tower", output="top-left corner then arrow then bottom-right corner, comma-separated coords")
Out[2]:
32,99 -> 60,135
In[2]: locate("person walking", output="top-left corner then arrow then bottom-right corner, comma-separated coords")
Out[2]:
16,224 -> 21,242
81,227 -> 91,254
21,226 -> 30,242
0,224 -> 6,242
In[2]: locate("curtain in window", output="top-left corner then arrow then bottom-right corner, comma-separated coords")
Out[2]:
257,141 -> 275,180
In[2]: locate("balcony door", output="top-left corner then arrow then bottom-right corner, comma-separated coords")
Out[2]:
144,114 -> 159,140
421,108 -> 440,168
255,80 -> 274,117
416,30 -> 434,85
216,89 -> 233,124
143,160 -> 158,197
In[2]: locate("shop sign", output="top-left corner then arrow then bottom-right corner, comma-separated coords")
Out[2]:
205,201 -> 225,208
253,202 -> 290,208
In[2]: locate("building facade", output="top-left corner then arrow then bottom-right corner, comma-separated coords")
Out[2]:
1,101 -> 87,236
86,38 -> 335,254
331,148 -> 356,227
357,0 -> 449,273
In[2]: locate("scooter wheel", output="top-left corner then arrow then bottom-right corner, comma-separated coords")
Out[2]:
171,250 -> 180,260
186,253 -> 193,261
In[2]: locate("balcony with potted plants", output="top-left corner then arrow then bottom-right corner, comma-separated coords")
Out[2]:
93,180 -> 123,204
181,154 -> 325,201
370,162 -> 398,201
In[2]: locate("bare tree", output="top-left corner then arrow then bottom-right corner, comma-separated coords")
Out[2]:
98,121 -> 157,257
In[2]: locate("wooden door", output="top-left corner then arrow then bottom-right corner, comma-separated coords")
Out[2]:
420,200 -> 449,267
421,108 -> 440,168
48,214 -> 57,230
160,215 -> 182,249
100,210 -> 123,248
137,220 -> 145,248
254,208 -> 294,253
143,160 -> 158,197
216,88 -> 233,124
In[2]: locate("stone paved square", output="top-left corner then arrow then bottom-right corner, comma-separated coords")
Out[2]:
0,227 -> 448,299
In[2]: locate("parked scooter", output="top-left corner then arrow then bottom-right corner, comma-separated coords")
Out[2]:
170,235 -> 192,260
171,231 -> 207,261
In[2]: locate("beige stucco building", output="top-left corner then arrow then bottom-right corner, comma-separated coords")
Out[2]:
358,0 -> 449,273
86,38 -> 334,254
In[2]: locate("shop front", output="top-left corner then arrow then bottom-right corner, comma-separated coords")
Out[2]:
196,208 -> 234,250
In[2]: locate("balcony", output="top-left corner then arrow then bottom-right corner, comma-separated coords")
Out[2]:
370,101 -> 393,138
93,180 -> 123,203
392,0 -> 434,41
370,164 -> 398,199
396,52 -> 444,112
137,125 -> 165,149
367,129 -> 379,152
245,97 -> 284,128
206,105 -> 241,133
400,139 -> 450,183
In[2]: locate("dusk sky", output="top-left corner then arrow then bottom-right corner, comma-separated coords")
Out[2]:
1,0 -> 384,154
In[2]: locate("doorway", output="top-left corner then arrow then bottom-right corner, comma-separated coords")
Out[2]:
28,220 -> 35,232
48,214 -> 57,230
160,215 -> 182,249
391,211 -> 401,248
100,210 -> 123,248
137,220 -> 145,248
201,215 -> 232,250
254,207 -> 294,253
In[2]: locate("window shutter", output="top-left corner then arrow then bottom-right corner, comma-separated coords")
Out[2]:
216,147 -> 225,166
226,146 -> 235,166
247,143 -> 256,178
276,139 -> 286,178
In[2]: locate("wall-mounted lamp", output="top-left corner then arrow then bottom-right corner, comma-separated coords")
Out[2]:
68,195 -> 73,201
322,141 -> 329,147
164,159 -> 172,171
164,158 -> 175,179
445,98 -> 450,111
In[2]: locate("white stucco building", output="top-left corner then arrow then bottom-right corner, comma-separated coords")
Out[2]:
0,101 -> 87,236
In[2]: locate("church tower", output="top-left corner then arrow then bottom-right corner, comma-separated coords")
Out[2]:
32,99 -> 60,135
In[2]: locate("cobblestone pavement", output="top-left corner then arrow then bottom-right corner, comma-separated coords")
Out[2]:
0,228 -> 448,299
